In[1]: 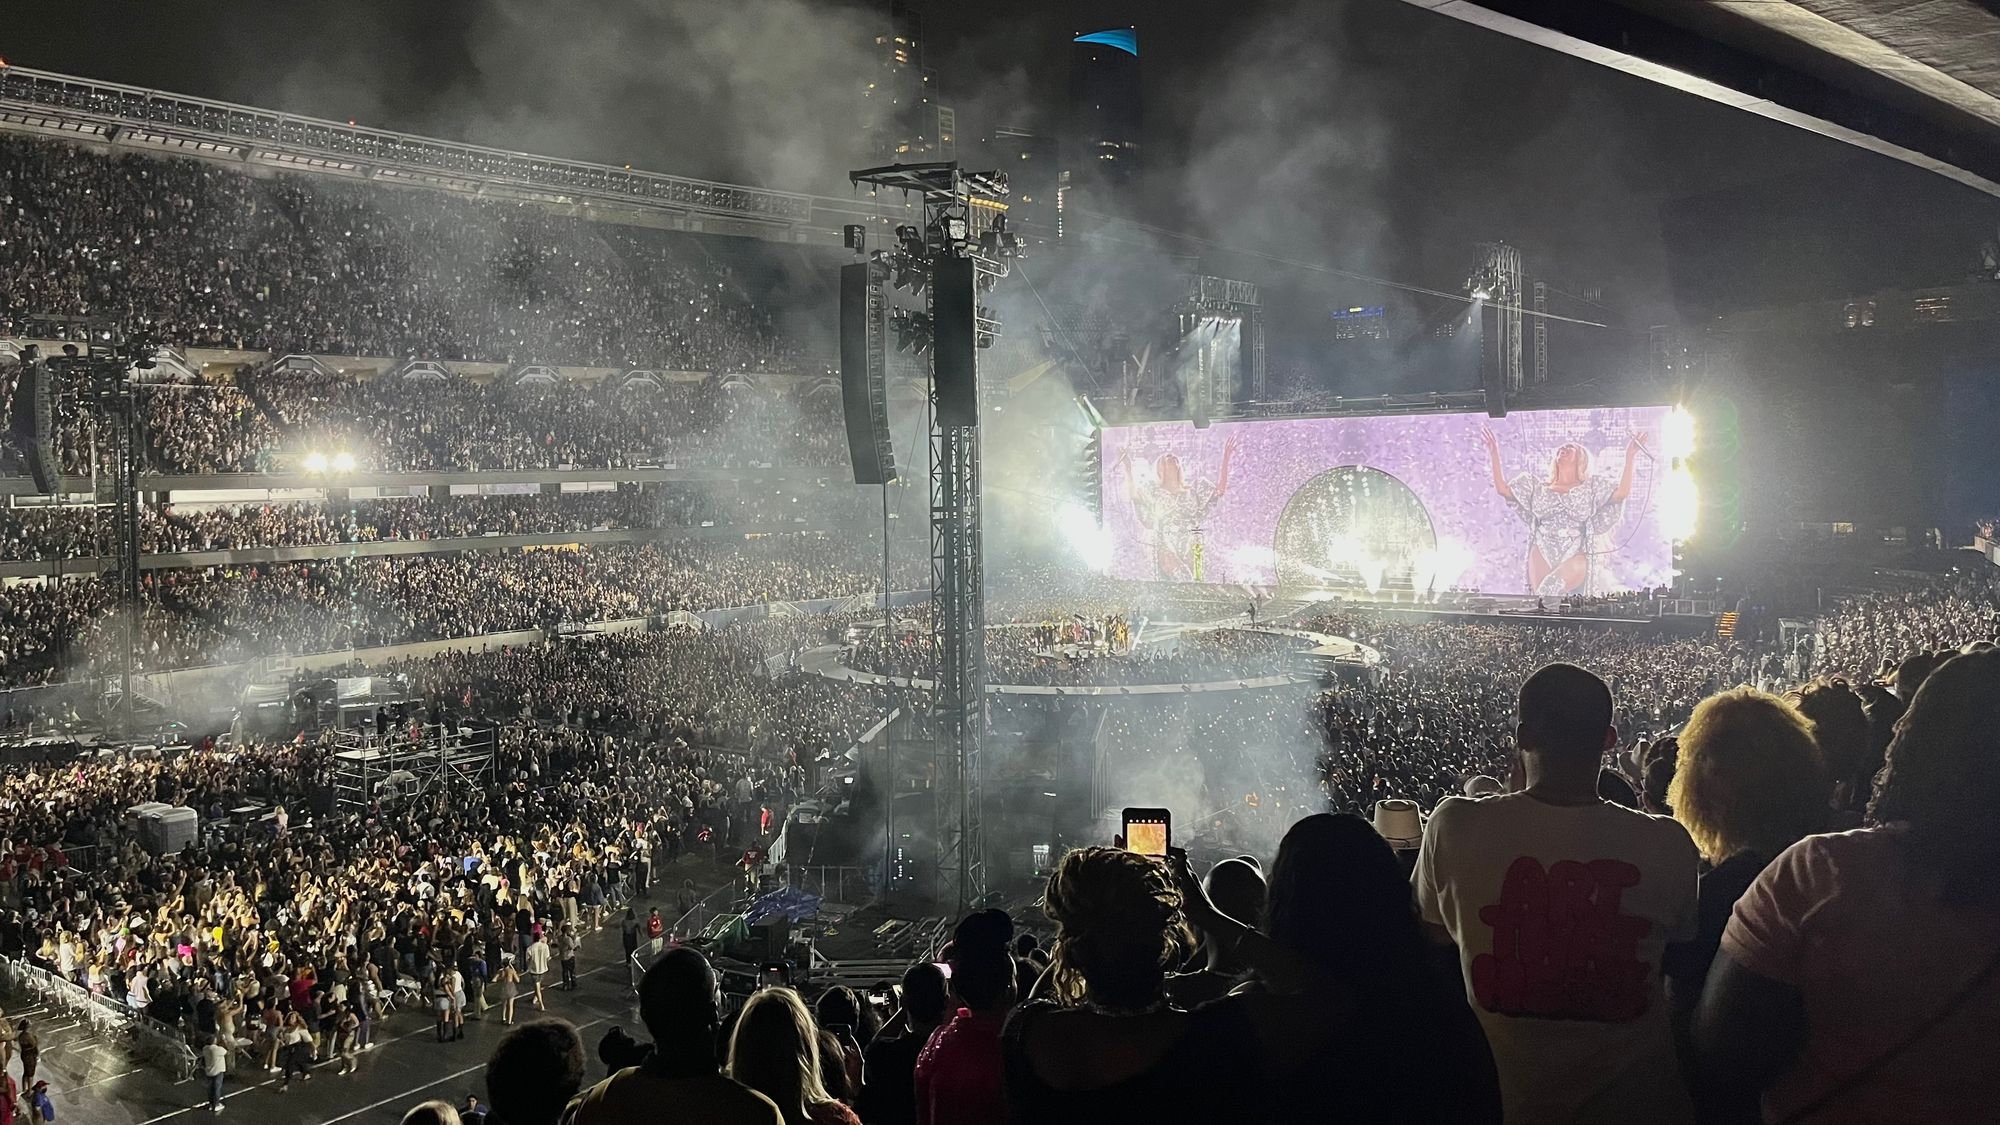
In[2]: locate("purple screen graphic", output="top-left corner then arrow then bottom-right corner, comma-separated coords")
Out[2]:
1101,406 -> 1673,596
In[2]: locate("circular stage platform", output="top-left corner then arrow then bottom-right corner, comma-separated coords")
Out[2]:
799,620 -> 1379,697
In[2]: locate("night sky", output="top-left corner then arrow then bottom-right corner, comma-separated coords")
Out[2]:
7,0 -> 1996,322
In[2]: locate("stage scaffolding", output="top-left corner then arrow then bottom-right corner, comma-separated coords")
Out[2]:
330,722 -> 497,812
846,161 -> 1014,914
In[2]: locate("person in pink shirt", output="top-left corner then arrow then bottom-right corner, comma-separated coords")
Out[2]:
1696,649 -> 2000,1124
914,910 -> 1017,1125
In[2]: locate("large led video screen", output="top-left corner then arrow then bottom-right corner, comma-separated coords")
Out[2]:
1101,406 -> 1674,596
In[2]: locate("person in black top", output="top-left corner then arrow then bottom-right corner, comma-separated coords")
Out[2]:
858,963 -> 946,1125
1002,846 -> 1319,1125
1257,813 -> 1500,1124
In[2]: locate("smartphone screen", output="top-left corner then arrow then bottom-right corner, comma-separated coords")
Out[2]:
1122,807 -> 1170,857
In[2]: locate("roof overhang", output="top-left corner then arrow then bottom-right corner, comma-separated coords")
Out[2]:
1399,0 -> 2000,198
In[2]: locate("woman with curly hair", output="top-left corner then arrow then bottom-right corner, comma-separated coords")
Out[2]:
1783,679 -> 1875,827
1695,650 -> 2000,1124
1001,846 -> 1319,1124
1662,688 -> 1828,1005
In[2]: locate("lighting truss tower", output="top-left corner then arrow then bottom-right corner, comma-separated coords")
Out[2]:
32,316 -> 154,748
847,161 -> 1014,915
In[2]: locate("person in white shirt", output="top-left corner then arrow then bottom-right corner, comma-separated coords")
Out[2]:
525,933 -> 552,1011
201,1035 -> 230,1112
1414,662 -> 1699,1124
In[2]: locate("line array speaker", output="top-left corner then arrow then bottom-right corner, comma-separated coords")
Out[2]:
839,263 -> 897,485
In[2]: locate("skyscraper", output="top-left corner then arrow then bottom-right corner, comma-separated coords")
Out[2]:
1070,27 -> 1141,189
862,2 -> 940,161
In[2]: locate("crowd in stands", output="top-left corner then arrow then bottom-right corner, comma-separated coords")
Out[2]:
0,485 -> 877,562
124,371 -> 847,476
1811,570 -> 2000,679
0,534 -> 917,687
0,135 -> 816,373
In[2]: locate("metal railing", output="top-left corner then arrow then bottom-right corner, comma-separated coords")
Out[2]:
0,66 -> 815,224
785,864 -> 872,904
0,956 -> 196,1080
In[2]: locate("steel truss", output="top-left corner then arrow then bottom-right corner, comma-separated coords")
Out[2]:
847,162 -> 1011,914
29,314 -> 152,745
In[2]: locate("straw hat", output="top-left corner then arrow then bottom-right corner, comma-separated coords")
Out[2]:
1372,799 -> 1424,849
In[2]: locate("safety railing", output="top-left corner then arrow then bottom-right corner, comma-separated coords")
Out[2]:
0,956 -> 196,1080
785,864 -> 872,904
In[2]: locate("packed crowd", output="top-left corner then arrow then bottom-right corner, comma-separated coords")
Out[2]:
0,485 -> 875,561
0,717 -> 792,1099
0,533 -> 916,687
391,630 -> 887,783
125,371 -> 848,476
394,628 -> 1995,1125
848,625 -> 1302,688
0,135 -> 815,372
1811,570 -> 2000,679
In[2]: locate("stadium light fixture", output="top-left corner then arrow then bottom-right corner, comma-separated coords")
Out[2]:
303,452 -> 329,474
332,451 -> 356,473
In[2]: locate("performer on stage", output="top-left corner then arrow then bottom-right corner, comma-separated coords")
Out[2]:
1482,426 -> 1648,596
1118,437 -> 1239,581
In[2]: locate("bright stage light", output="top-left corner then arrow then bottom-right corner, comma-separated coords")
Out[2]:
303,452 -> 328,473
332,451 -> 356,473
1356,555 -> 1385,595
1663,404 -> 1696,460
1662,463 -> 1699,542
1230,544 -> 1276,570
1057,504 -> 1113,572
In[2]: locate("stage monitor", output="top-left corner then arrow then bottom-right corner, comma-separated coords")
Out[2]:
1100,405 -> 1674,597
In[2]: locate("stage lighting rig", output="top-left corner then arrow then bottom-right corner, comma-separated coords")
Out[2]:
844,159 -> 1014,915
891,308 -> 934,355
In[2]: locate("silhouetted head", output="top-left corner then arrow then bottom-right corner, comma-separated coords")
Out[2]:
639,948 -> 722,1067
898,962 -> 948,1027
484,1020 -> 586,1125
1518,663 -> 1615,765
1202,857 -> 1267,928
1154,454 -> 1185,493
1264,813 -> 1427,990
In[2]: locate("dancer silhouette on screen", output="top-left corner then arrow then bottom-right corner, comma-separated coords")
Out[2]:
1482,426 -> 1647,596
1119,437 -> 1238,581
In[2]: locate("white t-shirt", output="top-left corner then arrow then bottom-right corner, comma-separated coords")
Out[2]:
202,1042 -> 230,1076
1414,792 -> 1699,1124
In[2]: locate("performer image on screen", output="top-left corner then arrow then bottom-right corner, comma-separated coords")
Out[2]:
1482,425 -> 1648,596
1118,436 -> 1238,580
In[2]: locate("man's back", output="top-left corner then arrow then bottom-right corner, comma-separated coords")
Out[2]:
1415,792 -> 1698,1124
562,1064 -> 784,1125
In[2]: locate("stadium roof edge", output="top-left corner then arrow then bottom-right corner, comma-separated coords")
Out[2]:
1397,0 -> 2000,200
0,65 -> 913,243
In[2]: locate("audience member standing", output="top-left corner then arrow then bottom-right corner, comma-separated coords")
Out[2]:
913,911 -> 1017,1125
727,989 -> 860,1125
857,964 -> 946,1125
1696,650 -> 2000,1124
563,949 -> 783,1124
1414,663 -> 1699,1123
486,1020 -> 587,1125
1657,688 -> 1827,1061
